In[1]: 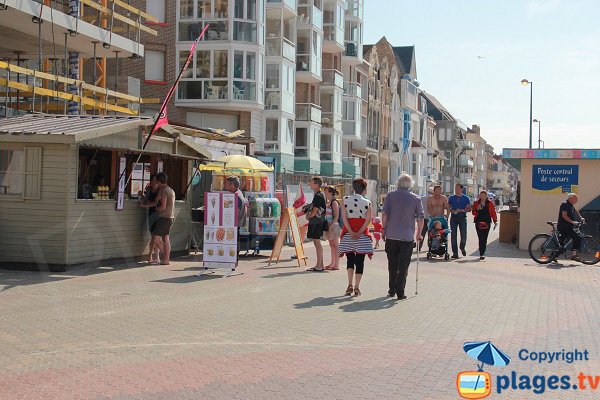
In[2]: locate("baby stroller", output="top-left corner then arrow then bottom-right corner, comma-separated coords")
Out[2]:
426,216 -> 451,261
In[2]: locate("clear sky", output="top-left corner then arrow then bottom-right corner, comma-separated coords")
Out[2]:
363,0 -> 600,152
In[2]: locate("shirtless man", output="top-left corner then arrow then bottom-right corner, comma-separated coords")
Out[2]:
427,185 -> 449,218
153,172 -> 176,265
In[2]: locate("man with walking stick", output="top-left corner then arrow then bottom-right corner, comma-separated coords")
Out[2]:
382,174 -> 424,300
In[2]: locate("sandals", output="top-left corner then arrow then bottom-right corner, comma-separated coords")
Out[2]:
345,285 -> 353,295
354,287 -> 361,296
324,265 -> 339,270
306,267 -> 324,272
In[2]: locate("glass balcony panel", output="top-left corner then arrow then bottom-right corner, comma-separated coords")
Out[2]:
343,82 -> 361,97
294,149 -> 308,157
178,81 -> 203,99
233,81 -> 256,101
296,55 -> 309,71
265,91 -> 281,109
322,69 -> 343,88
206,22 -> 229,40
233,21 -> 257,42
312,6 -> 323,27
282,40 -> 295,61
296,103 -> 322,122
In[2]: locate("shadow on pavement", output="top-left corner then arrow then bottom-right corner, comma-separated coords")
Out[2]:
545,262 -> 579,270
261,270 -> 316,279
151,274 -> 222,284
339,296 -> 397,312
294,295 -> 353,309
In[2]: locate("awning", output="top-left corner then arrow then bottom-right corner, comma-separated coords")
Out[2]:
178,134 -> 213,159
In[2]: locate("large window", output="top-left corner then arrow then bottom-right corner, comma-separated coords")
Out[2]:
265,118 -> 279,142
0,149 -> 24,196
146,0 -> 165,21
295,127 -> 307,157
145,50 -> 165,81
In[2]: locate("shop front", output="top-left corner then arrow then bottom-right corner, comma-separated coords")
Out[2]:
503,148 -> 600,249
0,114 -> 214,270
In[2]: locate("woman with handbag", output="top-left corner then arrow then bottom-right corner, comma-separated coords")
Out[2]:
306,176 -> 327,271
472,190 -> 498,260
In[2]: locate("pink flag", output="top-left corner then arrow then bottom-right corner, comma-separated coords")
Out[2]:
145,24 -> 210,143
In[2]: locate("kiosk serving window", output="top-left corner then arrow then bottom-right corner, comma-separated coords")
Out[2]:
77,147 -> 190,200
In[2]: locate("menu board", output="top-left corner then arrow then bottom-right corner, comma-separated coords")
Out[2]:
116,157 -> 126,210
203,192 -> 238,270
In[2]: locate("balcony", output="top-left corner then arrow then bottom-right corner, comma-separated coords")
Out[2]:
267,0 -> 297,12
266,37 -> 296,62
400,79 -> 418,111
321,112 -> 341,130
367,134 -> 379,150
297,4 -> 323,27
322,69 -> 343,89
460,174 -> 475,186
343,82 -> 361,98
458,155 -> 474,168
458,139 -> 474,150
296,103 -> 322,123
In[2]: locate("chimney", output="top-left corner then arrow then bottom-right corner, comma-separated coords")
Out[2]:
471,125 -> 480,135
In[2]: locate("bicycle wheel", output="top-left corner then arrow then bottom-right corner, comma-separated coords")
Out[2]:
578,236 -> 600,265
528,234 -> 559,264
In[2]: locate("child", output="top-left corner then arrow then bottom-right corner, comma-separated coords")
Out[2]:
429,220 -> 445,250
372,216 -> 383,249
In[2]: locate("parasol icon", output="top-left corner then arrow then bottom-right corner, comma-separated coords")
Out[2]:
463,341 -> 511,371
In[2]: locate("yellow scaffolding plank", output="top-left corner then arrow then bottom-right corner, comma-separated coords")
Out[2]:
0,61 -> 146,104
0,78 -> 138,115
80,0 -> 157,36
110,0 -> 159,23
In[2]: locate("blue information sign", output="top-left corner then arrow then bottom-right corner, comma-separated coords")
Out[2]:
532,165 -> 579,194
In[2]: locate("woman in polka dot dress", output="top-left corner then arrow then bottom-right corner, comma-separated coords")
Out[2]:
339,178 -> 374,296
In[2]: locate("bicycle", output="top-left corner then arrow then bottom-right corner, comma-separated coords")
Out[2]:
528,221 -> 600,265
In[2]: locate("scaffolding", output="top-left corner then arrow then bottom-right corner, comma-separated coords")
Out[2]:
0,0 -> 160,116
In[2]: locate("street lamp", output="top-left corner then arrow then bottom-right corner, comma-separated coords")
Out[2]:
533,119 -> 541,149
521,79 -> 533,149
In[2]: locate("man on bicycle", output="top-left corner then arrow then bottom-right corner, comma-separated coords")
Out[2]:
557,193 -> 585,261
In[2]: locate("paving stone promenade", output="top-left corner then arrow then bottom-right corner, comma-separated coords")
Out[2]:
2,223 -> 600,399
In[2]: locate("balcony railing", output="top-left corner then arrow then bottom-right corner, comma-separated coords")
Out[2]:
458,155 -> 474,168
460,174 -> 475,185
343,82 -> 362,98
321,112 -> 342,130
367,134 -> 379,150
296,103 -> 322,123
266,37 -> 296,61
267,0 -> 297,10
322,69 -> 343,88
458,139 -> 474,149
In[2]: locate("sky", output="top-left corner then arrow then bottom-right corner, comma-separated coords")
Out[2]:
363,0 -> 600,152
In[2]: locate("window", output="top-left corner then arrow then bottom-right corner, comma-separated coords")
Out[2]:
213,50 -> 228,78
265,118 -> 279,142
296,128 -> 307,147
266,64 -> 279,89
197,0 -> 211,17
130,163 -> 152,197
145,50 -> 165,81
180,0 -> 194,18
147,0 -> 165,21
214,0 -> 229,17
0,149 -> 24,196
0,147 -> 41,199
286,119 -> 294,143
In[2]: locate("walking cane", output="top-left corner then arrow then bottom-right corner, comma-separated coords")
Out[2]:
415,237 -> 420,295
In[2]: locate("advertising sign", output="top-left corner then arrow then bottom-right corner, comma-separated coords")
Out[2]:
532,165 -> 579,194
203,192 -> 238,269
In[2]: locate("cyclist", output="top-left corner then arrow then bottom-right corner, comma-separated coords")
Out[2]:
557,193 -> 585,261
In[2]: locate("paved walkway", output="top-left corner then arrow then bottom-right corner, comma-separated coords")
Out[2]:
2,223 -> 600,399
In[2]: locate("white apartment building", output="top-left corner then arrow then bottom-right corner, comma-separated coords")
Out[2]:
173,0 -> 364,176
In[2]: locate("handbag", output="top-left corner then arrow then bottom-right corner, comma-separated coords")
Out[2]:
477,221 -> 489,230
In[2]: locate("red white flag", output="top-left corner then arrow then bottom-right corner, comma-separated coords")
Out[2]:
293,184 -> 309,227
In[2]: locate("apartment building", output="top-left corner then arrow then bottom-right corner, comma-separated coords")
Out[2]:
465,124 -> 487,196
121,0 -> 363,178
0,0 -> 153,117
420,92 -> 473,194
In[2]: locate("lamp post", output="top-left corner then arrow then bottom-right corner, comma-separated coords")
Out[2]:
533,119 -> 541,149
521,79 -> 533,149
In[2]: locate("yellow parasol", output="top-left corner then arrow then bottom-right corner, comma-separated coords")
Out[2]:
215,155 -> 273,172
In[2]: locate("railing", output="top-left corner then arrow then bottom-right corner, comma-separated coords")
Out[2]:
322,69 -> 343,88
343,82 -> 361,97
0,61 -> 158,115
458,155 -> 474,168
458,139 -> 474,149
267,0 -> 297,9
321,112 -> 341,130
34,0 -> 159,37
296,103 -> 322,123
266,37 -> 296,62
367,134 -> 379,150
344,42 -> 360,57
